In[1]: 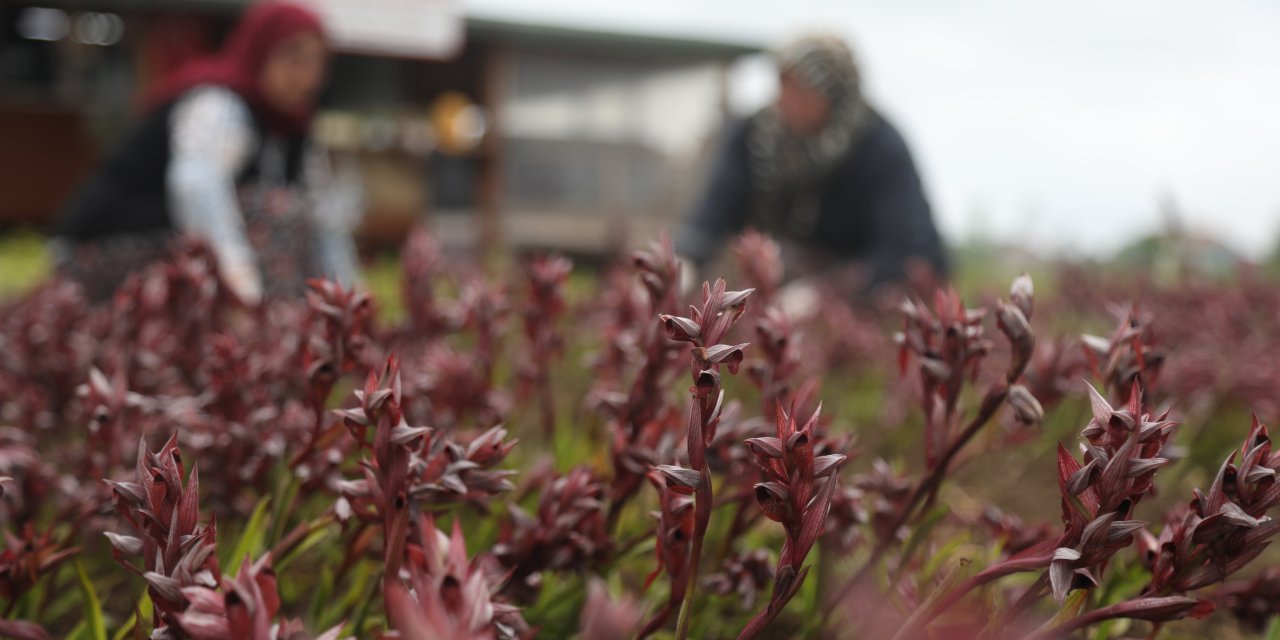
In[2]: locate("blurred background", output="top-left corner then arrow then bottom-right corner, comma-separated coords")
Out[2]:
3,0 -> 1280,288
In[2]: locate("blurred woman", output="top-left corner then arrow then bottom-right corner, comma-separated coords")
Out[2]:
54,1 -> 360,303
677,35 -> 947,304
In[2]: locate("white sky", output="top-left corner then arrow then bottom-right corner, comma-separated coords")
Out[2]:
469,0 -> 1280,258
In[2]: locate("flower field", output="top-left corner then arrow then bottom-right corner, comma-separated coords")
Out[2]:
1,230 -> 1279,639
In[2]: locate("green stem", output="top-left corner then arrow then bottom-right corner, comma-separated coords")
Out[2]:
675,467 -> 712,640
823,385 -> 1008,627
674,535 -> 705,639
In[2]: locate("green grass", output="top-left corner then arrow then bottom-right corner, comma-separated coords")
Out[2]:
0,232 -> 1125,310
0,234 -> 408,311
0,231 -> 52,301
363,251 -> 405,323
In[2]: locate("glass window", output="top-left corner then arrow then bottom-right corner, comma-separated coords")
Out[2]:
500,49 -> 725,217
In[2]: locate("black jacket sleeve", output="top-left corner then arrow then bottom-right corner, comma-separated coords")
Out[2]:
675,120 -> 752,266
858,121 -> 948,287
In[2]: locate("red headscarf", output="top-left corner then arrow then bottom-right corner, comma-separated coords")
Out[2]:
148,1 -> 326,135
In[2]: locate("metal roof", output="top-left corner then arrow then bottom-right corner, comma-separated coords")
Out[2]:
38,1 -> 762,60
466,17 -> 761,60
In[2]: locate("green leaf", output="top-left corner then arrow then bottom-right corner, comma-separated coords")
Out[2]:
269,473 -> 302,546
551,422 -> 590,472
342,561 -> 375,609
898,504 -> 952,581
305,570 -> 335,629
891,557 -> 974,640
352,570 -> 381,638
1092,617 -> 1130,640
66,621 -> 88,640
275,522 -> 333,572
1045,589 -> 1089,628
223,496 -> 272,574
109,611 -> 134,640
322,561 -> 374,629
74,558 -> 108,640
1091,563 -> 1146,639
524,573 -> 587,638
800,547 -> 825,637
13,573 -> 46,620
920,536 -> 970,584
110,591 -> 152,640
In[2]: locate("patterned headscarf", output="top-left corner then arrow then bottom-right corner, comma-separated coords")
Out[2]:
747,34 -> 874,236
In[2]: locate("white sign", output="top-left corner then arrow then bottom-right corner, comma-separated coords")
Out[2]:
306,0 -> 463,60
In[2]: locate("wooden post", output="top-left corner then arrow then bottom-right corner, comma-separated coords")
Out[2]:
476,44 -> 507,264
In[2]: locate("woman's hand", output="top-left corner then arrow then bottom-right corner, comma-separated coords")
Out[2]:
219,257 -> 263,306
777,278 -> 821,322
677,255 -> 699,298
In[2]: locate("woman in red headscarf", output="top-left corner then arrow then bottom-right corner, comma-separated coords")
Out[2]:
54,1 -> 360,303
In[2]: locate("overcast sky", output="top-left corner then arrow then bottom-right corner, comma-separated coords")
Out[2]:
469,0 -> 1280,258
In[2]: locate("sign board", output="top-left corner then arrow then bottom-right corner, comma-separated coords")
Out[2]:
304,0 -> 463,60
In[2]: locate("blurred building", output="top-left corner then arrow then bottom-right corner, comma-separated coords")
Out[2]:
0,1 -> 758,255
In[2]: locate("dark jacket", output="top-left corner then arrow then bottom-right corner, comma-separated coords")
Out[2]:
677,112 -> 948,290
52,93 -> 312,302
55,99 -> 306,243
